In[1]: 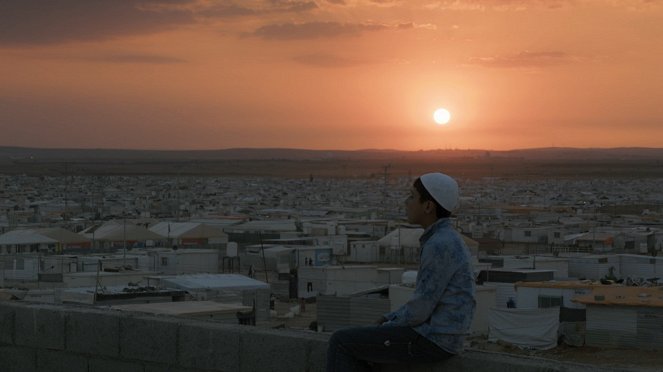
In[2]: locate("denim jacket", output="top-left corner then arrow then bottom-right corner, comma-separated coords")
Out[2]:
383,218 -> 476,354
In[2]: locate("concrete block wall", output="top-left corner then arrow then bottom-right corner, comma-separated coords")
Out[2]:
0,301 -> 328,372
0,300 -> 647,372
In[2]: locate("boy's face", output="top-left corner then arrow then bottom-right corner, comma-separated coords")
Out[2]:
405,187 -> 429,225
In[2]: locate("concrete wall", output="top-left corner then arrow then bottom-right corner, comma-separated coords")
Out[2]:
0,300 -> 328,372
0,300 -> 642,372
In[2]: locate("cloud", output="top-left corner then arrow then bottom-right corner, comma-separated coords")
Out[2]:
396,22 -> 437,30
622,0 -> 663,11
423,0 -> 570,11
269,0 -> 318,12
249,21 -> 423,40
198,0 -> 317,18
368,0 -> 402,6
292,53 -> 367,67
86,53 -> 186,64
0,0 -> 319,47
198,4 -> 259,17
467,51 -> 578,68
326,0 -> 347,4
0,0 -> 197,46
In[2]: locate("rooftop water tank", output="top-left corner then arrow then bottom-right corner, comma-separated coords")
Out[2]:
401,270 -> 417,285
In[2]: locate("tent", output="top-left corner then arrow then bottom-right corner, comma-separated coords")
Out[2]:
149,222 -> 227,240
81,220 -> 164,242
0,229 -> 57,245
488,307 -> 559,350
0,227 -> 91,252
0,227 -> 91,246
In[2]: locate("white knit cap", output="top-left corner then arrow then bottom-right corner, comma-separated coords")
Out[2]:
420,172 -> 459,212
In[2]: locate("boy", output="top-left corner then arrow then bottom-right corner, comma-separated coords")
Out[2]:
326,172 -> 476,371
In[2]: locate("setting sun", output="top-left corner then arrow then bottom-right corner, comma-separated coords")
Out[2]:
433,108 -> 451,125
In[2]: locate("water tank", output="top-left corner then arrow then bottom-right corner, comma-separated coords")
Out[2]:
227,242 -> 238,257
390,236 -> 400,250
401,270 -> 417,285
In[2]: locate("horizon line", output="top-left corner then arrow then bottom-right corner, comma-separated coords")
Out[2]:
2,145 -> 662,153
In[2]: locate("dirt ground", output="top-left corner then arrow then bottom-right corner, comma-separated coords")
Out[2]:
468,336 -> 663,371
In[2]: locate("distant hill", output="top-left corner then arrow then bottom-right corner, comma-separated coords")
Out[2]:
1,146 -> 662,162
1,146 -> 662,178
501,147 -> 663,160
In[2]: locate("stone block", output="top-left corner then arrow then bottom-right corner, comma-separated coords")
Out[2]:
37,349 -> 88,372
0,302 -> 16,344
0,345 -> 37,372
88,358 -> 144,372
381,362 -> 438,372
178,322 -> 241,371
14,305 -> 66,350
240,328 -> 308,372
305,336 -> 329,372
144,363 -> 204,372
120,315 -> 178,364
66,309 -> 120,357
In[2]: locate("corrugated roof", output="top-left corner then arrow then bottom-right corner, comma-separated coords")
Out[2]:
85,221 -> 164,241
149,222 -> 227,239
572,286 -> 663,308
515,280 -> 603,289
160,273 -> 269,290
0,227 -> 91,245
226,220 -> 297,232
0,229 -> 57,245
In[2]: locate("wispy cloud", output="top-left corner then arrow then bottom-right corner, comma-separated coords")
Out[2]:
293,53 -> 367,67
269,0 -> 318,12
396,22 -> 437,31
467,51 -> 578,68
423,0 -> 570,11
367,0 -> 403,7
248,21 -> 430,40
199,0 -> 317,18
250,21 -> 388,40
0,0 -> 319,47
86,53 -> 186,64
0,0 -> 196,46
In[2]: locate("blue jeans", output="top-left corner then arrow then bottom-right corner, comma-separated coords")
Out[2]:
326,326 -> 453,372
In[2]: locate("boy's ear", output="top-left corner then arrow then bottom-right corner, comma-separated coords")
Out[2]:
424,200 -> 435,214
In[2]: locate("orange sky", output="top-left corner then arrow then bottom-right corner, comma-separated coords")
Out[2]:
0,0 -> 662,151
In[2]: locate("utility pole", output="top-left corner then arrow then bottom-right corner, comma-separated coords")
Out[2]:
176,172 -> 181,222
63,163 -> 69,221
123,212 -> 127,265
382,164 -> 392,218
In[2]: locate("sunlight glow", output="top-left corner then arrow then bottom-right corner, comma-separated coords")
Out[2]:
433,108 -> 451,125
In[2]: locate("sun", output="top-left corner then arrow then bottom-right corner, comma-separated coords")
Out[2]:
433,108 -> 451,125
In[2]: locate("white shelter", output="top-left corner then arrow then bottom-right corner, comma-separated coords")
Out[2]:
154,273 -> 271,321
81,220 -> 164,248
0,227 -> 91,253
149,222 -> 228,247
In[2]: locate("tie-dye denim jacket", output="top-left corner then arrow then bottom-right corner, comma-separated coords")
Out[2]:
383,218 -> 476,354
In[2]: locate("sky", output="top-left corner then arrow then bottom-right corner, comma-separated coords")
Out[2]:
0,0 -> 662,151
